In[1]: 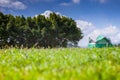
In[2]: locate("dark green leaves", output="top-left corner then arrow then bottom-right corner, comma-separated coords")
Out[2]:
0,12 -> 83,48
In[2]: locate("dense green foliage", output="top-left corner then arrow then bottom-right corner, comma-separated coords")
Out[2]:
0,12 -> 82,48
0,48 -> 120,80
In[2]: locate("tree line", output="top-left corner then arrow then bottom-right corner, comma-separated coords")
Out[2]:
0,12 -> 83,48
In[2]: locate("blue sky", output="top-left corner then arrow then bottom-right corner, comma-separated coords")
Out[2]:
0,0 -> 120,47
0,0 -> 120,27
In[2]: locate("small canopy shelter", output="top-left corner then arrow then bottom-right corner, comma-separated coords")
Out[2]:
88,35 -> 112,48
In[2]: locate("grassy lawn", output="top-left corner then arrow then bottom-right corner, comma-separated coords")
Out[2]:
0,48 -> 120,80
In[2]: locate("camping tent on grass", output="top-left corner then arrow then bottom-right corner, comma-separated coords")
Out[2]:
88,35 -> 112,48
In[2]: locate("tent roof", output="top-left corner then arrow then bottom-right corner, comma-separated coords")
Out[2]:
96,35 -> 105,42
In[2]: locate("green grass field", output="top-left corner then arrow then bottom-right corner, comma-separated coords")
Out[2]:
0,48 -> 120,80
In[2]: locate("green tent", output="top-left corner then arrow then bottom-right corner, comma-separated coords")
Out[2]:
88,43 -> 96,48
88,37 -> 96,48
88,35 -> 112,48
95,35 -> 112,48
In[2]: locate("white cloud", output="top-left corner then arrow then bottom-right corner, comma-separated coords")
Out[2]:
60,2 -> 71,6
76,20 -> 95,34
44,0 -> 55,2
0,0 -> 26,10
92,0 -> 108,3
25,0 -> 55,3
39,10 -> 63,18
76,20 -> 120,47
99,0 -> 107,3
72,0 -> 80,4
76,20 -> 95,47
88,26 -> 120,44
41,10 -> 53,17
60,0 -> 80,6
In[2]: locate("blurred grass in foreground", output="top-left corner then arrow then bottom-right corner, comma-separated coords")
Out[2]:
0,47 -> 120,80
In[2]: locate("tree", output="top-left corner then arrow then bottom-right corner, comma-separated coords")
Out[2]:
0,12 -> 83,48
6,14 -> 16,46
0,12 -> 10,47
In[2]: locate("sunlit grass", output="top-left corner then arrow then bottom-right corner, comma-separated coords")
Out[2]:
0,47 -> 120,80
